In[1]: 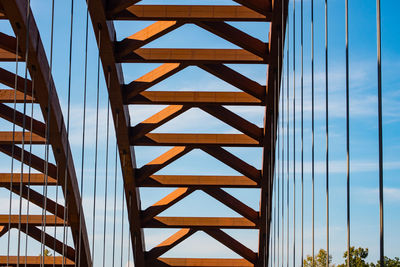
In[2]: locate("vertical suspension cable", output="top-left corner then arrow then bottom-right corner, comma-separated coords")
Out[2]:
17,2 -> 31,264
102,74 -> 111,267
301,0 -> 304,265
6,30 -> 19,267
120,188 -> 125,267
112,112 -> 119,266
345,0 -> 350,265
92,27 -> 102,266
276,89 -> 282,267
292,0 -> 296,265
286,10 -> 290,267
311,0 -> 315,264
281,51 -> 285,267
41,0 -> 55,265
61,0 -> 75,264
273,156 -> 277,267
77,4 -> 89,266
276,60 -> 281,267
376,0 -> 384,265
325,0 -> 330,266
281,3 -> 285,266
43,1 -> 56,265
274,45 -> 279,267
127,194 -> 132,266
24,77 -> 35,267
53,166 -> 60,267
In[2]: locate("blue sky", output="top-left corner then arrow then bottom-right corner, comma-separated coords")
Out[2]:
0,0 -> 399,266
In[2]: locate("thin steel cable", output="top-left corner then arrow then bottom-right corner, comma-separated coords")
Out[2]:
286,11 -> 290,267
92,27 -> 102,265
271,68 -> 276,267
40,1 -> 55,265
301,0 -> 304,265
6,31 -> 19,267
345,0 -> 350,265
24,77 -> 35,267
127,194 -> 132,266
311,0 -> 315,264
273,54 -> 279,267
120,188 -> 125,267
376,0 -> 384,265
273,164 -> 276,267
325,0 -> 330,266
281,57 -> 285,267
278,83 -> 281,267
292,0 -> 296,265
281,2 -> 285,266
102,78 -> 111,267
77,4 -> 90,267
278,96 -> 281,267
53,166 -> 59,267
17,2 -> 32,263
112,112 -> 119,266
61,0 -> 75,264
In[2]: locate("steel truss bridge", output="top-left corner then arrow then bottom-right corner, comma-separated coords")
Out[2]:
0,0 -> 389,266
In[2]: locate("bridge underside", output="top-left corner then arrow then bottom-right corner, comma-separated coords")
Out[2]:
0,1 -> 91,266
88,0 -> 287,266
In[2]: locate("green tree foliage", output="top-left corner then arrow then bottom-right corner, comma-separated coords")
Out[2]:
302,247 -> 399,267
338,247 -> 369,267
304,249 -> 334,267
39,248 -> 52,257
371,256 -> 400,267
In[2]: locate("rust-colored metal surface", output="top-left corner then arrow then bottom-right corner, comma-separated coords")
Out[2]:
0,1 -> 91,266
87,0 -> 286,265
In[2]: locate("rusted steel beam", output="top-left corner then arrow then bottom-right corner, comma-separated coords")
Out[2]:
0,47 -> 19,61
201,146 -> 261,183
0,103 -> 45,137
0,144 -> 57,178
0,67 -> 33,96
0,131 -> 46,144
118,48 -> 266,64
127,91 -> 263,106
195,21 -> 267,58
0,256 -> 74,266
143,217 -> 257,229
86,0 -> 147,264
0,214 -> 66,226
200,105 -> 263,142
132,133 -> 261,147
106,0 -> 142,18
139,175 -> 259,188
0,89 -> 36,103
136,146 -> 193,183
111,5 -> 270,21
124,63 -> 188,98
198,64 -> 265,100
116,21 -> 184,59
204,229 -> 258,264
0,225 -> 7,237
20,225 -> 75,262
149,258 -> 253,267
261,0 -> 288,265
141,188 -> 195,224
203,188 -> 259,224
146,228 -> 197,260
9,185 -> 65,217
0,32 -> 23,61
0,173 -> 57,186
0,1 -> 92,265
131,105 -> 190,140
233,0 -> 271,16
